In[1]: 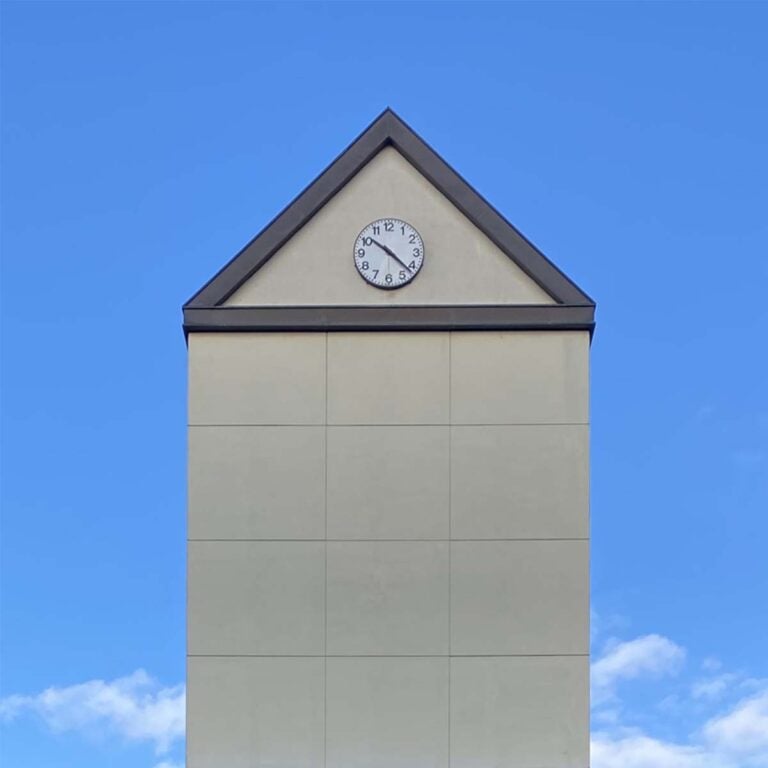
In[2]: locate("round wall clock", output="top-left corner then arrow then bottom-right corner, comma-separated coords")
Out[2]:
353,218 -> 424,289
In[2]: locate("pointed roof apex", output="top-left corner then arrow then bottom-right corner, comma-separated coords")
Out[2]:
184,110 -> 595,334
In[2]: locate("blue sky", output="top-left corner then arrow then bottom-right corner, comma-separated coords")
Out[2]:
1,2 -> 767,766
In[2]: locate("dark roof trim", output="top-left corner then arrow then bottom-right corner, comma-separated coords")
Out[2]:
183,304 -> 595,334
184,108 -> 595,311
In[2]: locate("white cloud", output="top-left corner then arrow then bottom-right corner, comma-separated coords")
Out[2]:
591,731 -> 715,768
592,633 -> 686,704
0,669 -> 185,755
3,645 -> 767,768
703,688 -> 768,766
692,673 -> 740,701
702,657 -> 723,673
591,630 -> 768,768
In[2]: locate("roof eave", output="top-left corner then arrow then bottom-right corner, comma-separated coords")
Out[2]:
183,303 -> 596,339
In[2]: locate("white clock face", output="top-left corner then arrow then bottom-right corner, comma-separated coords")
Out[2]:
353,218 -> 424,289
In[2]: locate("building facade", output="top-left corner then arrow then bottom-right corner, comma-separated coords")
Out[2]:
184,110 -> 595,768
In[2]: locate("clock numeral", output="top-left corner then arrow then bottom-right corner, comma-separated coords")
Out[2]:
361,261 -> 369,271
362,237 -> 373,246
408,234 -> 416,244
399,270 -> 406,280
372,225 -> 380,235
357,248 -> 365,257
413,247 -> 420,257
408,261 -> 416,270
384,221 -> 394,232
401,225 -> 406,235
372,269 -> 379,278
385,273 -> 393,284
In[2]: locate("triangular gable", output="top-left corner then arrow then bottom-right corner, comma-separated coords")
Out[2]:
223,146 -> 556,308
183,109 -> 595,334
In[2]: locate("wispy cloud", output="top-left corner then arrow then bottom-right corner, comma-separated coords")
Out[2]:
591,630 -> 768,768
592,633 -> 686,705
591,730 -> 714,768
691,673 -> 740,701
0,669 -> 185,755
703,687 -> 768,765
2,644 -> 767,768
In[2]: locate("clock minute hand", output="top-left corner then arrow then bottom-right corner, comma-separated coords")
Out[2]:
370,238 -> 412,272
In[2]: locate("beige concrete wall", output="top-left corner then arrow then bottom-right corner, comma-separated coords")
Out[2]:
223,147 -> 556,308
187,330 -> 590,768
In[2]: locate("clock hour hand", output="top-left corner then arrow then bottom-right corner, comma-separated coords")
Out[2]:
370,238 -> 412,273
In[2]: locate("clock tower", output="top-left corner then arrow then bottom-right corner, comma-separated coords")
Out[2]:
184,109 -> 595,768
